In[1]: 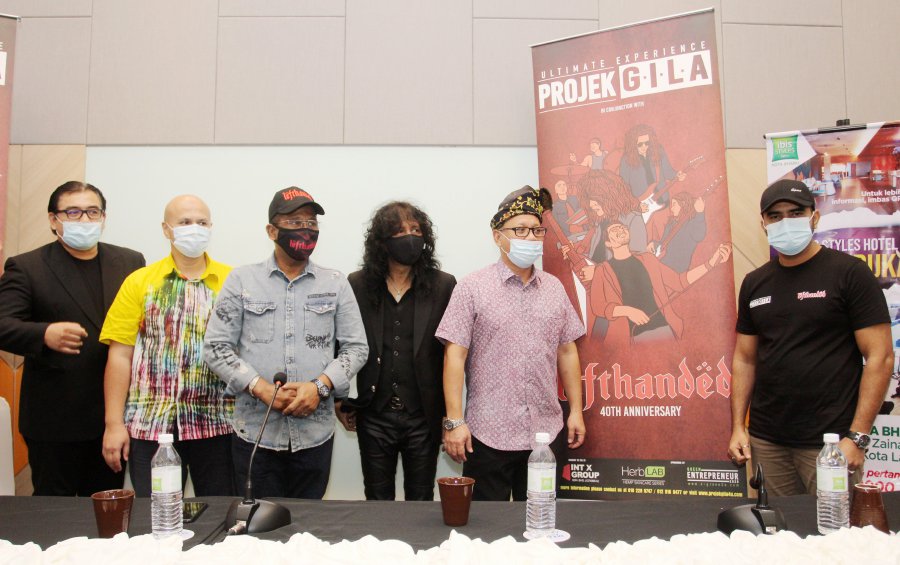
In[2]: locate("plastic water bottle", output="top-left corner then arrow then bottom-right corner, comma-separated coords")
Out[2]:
816,432 -> 849,534
151,433 -> 183,539
526,432 -> 556,538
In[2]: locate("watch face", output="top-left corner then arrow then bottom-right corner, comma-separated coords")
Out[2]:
850,432 -> 871,448
443,420 -> 453,431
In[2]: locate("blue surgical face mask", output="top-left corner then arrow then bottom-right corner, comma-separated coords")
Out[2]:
168,223 -> 210,258
499,231 -> 543,268
59,221 -> 102,251
766,216 -> 814,256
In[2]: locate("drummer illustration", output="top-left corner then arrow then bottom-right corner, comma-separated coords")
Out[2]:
570,137 -> 609,170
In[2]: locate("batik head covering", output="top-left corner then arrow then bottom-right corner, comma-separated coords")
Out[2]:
489,185 -> 553,229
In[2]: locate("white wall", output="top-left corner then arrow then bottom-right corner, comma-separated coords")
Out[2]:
87,144 -> 538,500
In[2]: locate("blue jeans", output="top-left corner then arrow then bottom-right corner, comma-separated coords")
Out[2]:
232,434 -> 333,499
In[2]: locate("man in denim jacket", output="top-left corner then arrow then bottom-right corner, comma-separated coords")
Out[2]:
204,187 -> 368,498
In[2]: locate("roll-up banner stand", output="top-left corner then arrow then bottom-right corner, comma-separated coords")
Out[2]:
765,120 -> 900,492
532,9 -> 745,499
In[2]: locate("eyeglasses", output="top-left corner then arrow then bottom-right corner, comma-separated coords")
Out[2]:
275,219 -> 319,230
54,208 -> 105,221
499,226 -> 547,238
637,141 -> 650,148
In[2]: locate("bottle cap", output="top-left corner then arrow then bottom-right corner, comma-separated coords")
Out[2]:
823,433 -> 839,443
158,433 -> 174,444
535,432 -> 550,443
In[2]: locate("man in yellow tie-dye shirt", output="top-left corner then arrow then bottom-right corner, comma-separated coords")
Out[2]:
100,195 -> 234,496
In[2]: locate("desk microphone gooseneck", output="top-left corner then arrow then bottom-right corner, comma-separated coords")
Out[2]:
226,372 -> 292,535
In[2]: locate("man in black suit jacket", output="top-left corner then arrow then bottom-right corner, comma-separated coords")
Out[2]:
0,181 -> 145,496
337,202 -> 455,500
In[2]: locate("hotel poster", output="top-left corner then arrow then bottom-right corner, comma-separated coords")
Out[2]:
765,121 -> 900,492
532,9 -> 744,499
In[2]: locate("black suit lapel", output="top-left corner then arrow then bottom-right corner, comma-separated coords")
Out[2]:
43,242 -> 104,330
413,286 -> 433,359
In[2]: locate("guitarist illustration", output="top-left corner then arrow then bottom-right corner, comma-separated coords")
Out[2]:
646,176 -> 725,273
590,221 -> 732,347
646,191 -> 707,273
559,170 -> 647,284
618,123 -> 689,221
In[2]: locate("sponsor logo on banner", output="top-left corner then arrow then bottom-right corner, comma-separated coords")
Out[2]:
770,135 -> 799,162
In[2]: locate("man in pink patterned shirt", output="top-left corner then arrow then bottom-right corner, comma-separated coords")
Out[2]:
436,186 -> 586,501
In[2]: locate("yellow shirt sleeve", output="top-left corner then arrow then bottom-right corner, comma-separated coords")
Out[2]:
99,267 -> 148,346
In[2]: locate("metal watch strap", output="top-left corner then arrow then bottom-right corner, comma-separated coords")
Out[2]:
847,430 -> 870,449
443,418 -> 465,431
313,378 -> 331,399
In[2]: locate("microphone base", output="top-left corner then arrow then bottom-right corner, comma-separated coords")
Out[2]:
225,498 -> 292,534
717,503 -> 787,535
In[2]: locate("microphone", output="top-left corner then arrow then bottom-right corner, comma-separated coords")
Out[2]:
226,372 -> 292,535
717,463 -> 787,535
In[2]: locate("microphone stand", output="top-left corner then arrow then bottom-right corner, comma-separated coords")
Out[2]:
226,375 -> 292,535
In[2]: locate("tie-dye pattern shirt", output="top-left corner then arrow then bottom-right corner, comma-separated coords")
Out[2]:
100,254 -> 233,441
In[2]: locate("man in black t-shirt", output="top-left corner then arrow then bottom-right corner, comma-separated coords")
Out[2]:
0,181 -> 144,495
728,179 -> 893,496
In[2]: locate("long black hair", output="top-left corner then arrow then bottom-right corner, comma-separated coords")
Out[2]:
361,201 -> 440,307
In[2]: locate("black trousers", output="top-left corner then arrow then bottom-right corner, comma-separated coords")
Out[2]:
232,435 -> 333,499
25,436 -> 124,496
463,431 -> 566,501
357,409 -> 440,501
129,433 -> 235,497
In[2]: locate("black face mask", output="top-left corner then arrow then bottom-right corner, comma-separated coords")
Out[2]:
386,234 -> 425,266
276,228 -> 319,261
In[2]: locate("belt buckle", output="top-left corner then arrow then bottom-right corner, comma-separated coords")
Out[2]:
389,396 -> 404,411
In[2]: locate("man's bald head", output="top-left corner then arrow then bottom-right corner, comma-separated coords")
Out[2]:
164,195 -> 211,227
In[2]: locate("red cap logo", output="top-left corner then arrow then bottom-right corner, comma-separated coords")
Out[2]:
281,188 -> 312,201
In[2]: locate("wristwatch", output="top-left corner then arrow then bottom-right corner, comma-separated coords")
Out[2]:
443,418 -> 466,431
312,378 -> 331,399
847,430 -> 871,450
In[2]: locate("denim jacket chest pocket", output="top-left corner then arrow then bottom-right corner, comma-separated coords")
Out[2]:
304,300 -> 336,350
242,299 -> 277,343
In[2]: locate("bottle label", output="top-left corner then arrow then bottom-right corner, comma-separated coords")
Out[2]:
151,465 -> 182,494
816,467 -> 847,492
528,468 -> 556,492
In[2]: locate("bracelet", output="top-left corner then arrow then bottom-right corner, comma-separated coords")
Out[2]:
248,376 -> 261,399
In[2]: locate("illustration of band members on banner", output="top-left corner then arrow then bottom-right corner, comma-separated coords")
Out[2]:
545,123 -> 732,348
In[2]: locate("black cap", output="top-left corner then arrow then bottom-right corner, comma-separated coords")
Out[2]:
268,186 -> 325,222
759,179 -> 815,213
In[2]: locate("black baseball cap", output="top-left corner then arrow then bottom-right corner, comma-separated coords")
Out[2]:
759,179 -> 815,213
268,186 -> 325,222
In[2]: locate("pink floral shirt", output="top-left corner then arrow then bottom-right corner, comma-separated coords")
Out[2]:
436,260 -> 584,450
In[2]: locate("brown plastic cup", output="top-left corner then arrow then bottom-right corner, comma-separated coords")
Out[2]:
91,489 -> 135,538
850,482 -> 890,533
437,477 -> 475,526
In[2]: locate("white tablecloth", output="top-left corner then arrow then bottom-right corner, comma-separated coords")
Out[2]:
1,527 -> 898,564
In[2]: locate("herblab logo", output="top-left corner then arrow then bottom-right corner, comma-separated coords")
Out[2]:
771,135 -> 799,162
